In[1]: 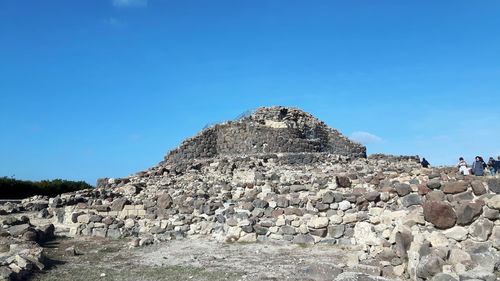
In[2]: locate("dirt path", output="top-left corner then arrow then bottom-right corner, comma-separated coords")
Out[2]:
31,237 -> 388,281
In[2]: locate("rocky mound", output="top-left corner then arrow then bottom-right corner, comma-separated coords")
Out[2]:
3,107 -> 500,281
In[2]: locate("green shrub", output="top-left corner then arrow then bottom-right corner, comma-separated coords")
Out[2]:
0,177 -> 92,199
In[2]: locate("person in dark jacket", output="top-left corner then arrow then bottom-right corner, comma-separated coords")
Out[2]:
472,156 -> 486,176
421,158 -> 430,168
496,156 -> 500,175
488,157 -> 497,176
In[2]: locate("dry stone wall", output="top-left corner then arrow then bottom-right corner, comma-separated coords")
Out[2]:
41,154 -> 500,281
164,107 -> 366,164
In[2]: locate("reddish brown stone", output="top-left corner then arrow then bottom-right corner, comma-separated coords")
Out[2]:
271,209 -> 284,218
417,184 -> 431,195
426,190 -> 445,202
336,176 -> 352,188
380,186 -> 395,193
423,201 -> 457,229
471,181 -> 487,196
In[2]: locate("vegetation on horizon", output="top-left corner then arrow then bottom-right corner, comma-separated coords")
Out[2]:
0,177 -> 93,199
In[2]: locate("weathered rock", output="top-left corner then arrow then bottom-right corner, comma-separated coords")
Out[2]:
426,190 -> 445,202
442,182 -> 468,194
290,185 -> 308,192
487,178 -> 500,194
416,254 -> 443,279
458,271 -> 497,281
400,194 -> 422,207
7,224 -> 30,237
395,230 -> 413,259
157,194 -> 173,209
0,266 -> 13,281
336,176 -> 351,188
0,244 -> 9,253
448,248 -> 472,264
486,195 -> 500,210
111,197 -> 128,211
252,199 -> 268,209
395,183 -> 412,197
431,273 -> 458,281
308,217 -> 329,229
491,226 -> 500,249
483,206 -> 499,220
76,214 -> 90,224
253,225 -> 269,235
292,234 -> 315,245
276,197 -> 289,208
427,181 -> 442,190
468,218 -> 493,242
365,191 -> 380,202
309,228 -> 327,237
338,201 -> 351,211
354,221 -> 381,246
280,226 -> 296,235
456,202 -> 483,226
471,180 -> 487,196
328,225 -> 345,239
423,201 -> 457,229
443,226 -> 468,241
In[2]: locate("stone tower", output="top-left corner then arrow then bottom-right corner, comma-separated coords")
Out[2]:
164,106 -> 366,164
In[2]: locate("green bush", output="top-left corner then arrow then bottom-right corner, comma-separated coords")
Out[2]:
0,177 -> 92,199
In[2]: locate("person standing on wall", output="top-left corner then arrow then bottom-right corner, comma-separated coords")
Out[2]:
488,157 -> 497,176
496,156 -> 500,176
421,158 -> 430,168
458,157 -> 470,175
472,156 -> 486,176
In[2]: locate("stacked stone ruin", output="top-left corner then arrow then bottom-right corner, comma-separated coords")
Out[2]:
2,106 -> 500,281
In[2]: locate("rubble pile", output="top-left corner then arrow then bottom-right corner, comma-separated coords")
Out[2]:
0,215 -> 54,280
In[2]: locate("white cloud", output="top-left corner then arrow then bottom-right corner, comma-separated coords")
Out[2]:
350,131 -> 383,144
112,0 -> 148,7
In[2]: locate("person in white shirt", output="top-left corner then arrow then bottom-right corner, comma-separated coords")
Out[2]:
458,157 -> 470,175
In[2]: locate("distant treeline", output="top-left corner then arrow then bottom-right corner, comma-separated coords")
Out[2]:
0,177 -> 93,199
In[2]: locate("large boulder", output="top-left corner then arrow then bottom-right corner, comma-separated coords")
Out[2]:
469,218 -> 493,242
442,182 -> 468,194
471,180 -> 487,196
395,183 -> 412,197
455,202 -> 483,226
423,201 -> 457,229
487,178 -> 500,194
486,195 -> 500,210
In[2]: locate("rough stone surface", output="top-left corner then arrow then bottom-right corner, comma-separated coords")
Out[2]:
487,178 -> 500,194
442,182 -> 468,194
423,201 -> 457,229
468,218 -> 493,242
456,202 -> 483,226
165,107 -> 367,164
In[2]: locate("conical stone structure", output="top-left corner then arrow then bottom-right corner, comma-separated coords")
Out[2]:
164,106 -> 366,164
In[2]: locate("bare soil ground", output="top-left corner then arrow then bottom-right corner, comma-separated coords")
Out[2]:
31,236 -> 372,281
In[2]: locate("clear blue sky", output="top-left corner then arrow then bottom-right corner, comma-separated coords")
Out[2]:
1,0 -> 499,185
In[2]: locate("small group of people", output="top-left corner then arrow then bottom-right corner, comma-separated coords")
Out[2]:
458,156 -> 500,176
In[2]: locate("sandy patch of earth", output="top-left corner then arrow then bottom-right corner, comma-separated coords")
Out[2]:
32,236 -> 385,281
